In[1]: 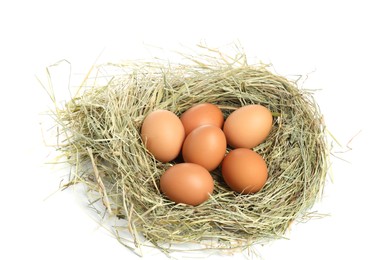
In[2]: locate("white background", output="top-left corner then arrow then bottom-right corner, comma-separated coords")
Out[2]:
1,0 -> 390,259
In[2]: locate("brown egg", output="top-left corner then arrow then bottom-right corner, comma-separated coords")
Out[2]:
180,103 -> 224,136
160,163 -> 214,206
141,109 -> 185,162
221,148 -> 268,194
182,125 -> 227,171
223,104 -> 273,149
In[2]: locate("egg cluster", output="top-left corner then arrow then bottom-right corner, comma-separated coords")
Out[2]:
141,103 -> 273,206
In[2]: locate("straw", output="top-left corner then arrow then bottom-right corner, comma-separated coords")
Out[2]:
52,46 -> 328,255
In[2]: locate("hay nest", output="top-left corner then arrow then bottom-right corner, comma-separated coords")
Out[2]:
54,47 -> 328,254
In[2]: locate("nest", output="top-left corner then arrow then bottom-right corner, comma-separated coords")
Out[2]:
54,47 -> 328,255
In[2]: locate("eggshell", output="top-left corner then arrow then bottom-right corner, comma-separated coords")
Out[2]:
180,103 -> 224,136
141,109 -> 185,162
221,148 -> 268,194
223,104 -> 273,148
182,125 -> 227,171
160,163 -> 214,206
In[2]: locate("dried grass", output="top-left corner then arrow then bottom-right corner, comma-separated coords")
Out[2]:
52,46 -> 329,255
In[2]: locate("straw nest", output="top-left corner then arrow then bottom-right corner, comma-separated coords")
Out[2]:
54,47 -> 328,255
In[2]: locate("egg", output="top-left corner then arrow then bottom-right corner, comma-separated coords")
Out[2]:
180,103 -> 224,136
221,148 -> 268,194
141,109 -> 185,162
160,163 -> 214,206
223,104 -> 273,149
182,125 -> 227,171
